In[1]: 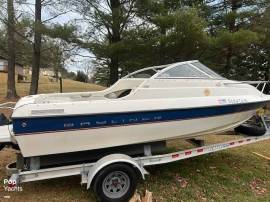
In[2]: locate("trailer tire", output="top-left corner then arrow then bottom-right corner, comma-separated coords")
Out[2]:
234,124 -> 266,136
93,163 -> 137,202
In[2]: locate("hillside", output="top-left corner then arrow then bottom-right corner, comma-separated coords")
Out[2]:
0,73 -> 104,100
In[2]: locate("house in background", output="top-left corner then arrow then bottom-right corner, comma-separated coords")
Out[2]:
0,55 -> 24,82
23,67 -> 58,82
40,68 -> 55,77
24,67 -> 55,77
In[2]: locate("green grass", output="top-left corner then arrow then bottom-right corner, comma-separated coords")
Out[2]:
137,136 -> 270,202
0,74 -> 269,201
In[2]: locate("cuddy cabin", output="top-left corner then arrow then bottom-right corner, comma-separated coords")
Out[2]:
16,60 -> 260,106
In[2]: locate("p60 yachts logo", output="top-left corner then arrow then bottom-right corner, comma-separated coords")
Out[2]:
3,179 -> 23,192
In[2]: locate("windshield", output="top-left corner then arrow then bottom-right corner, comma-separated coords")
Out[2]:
191,62 -> 223,79
157,62 -> 223,79
157,64 -> 209,78
124,61 -> 224,79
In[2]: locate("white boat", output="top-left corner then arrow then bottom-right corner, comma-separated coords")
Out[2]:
1,60 -> 270,158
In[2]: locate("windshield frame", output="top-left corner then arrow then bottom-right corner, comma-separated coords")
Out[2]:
123,60 -> 225,80
123,64 -> 168,79
153,61 -> 225,80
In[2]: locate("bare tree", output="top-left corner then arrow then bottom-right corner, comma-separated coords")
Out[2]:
82,60 -> 93,83
29,0 -> 42,95
6,0 -> 18,99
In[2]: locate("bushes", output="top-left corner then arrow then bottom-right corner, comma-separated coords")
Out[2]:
75,71 -> 88,83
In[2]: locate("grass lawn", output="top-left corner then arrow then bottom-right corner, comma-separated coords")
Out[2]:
0,73 -> 269,201
0,73 -> 104,99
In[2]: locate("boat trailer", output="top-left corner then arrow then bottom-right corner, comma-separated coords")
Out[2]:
3,115 -> 270,202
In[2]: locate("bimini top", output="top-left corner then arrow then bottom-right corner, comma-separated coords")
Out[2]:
124,60 -> 224,80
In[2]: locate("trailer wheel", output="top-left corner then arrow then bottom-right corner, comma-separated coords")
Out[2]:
93,163 -> 137,202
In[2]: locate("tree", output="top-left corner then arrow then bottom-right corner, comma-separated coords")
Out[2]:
81,60 -> 93,83
113,3 -> 208,72
70,0 -> 136,85
135,0 -> 180,64
0,0 -> 80,95
91,59 -> 110,85
75,70 -> 88,83
204,0 -> 266,74
6,0 -> 17,99
29,0 -> 42,95
230,6 -> 270,90
92,1 -> 209,82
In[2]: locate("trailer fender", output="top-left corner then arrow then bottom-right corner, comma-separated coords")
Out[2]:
86,154 -> 148,189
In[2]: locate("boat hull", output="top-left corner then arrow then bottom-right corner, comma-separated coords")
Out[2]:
15,110 -> 255,157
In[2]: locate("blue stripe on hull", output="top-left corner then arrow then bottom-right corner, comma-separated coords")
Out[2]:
13,101 -> 268,135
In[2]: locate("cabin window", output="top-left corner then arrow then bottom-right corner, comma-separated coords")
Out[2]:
105,89 -> 132,99
125,66 -> 167,78
191,62 -> 223,79
129,69 -> 157,78
157,64 -> 210,78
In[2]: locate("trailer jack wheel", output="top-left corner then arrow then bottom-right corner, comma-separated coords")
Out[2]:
93,163 -> 138,202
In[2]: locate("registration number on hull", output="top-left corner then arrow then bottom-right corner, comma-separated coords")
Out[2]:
218,98 -> 248,105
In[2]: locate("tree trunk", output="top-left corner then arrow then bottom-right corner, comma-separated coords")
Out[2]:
109,0 -> 121,85
159,27 -> 166,64
224,0 -> 238,74
6,0 -> 18,99
29,0 -> 42,95
54,66 -> 59,82
109,56 -> 119,85
225,45 -> 233,73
